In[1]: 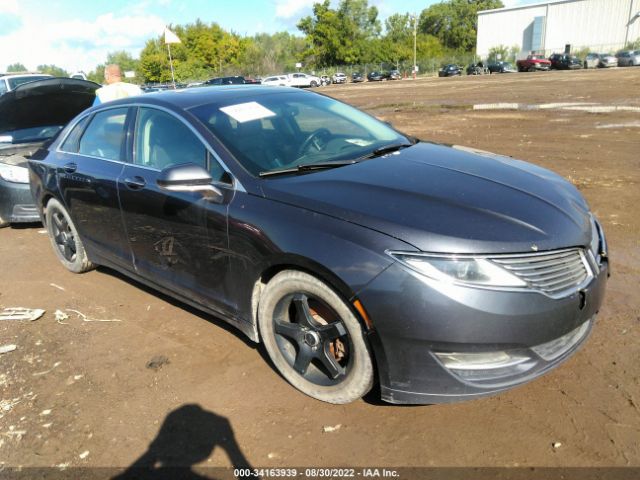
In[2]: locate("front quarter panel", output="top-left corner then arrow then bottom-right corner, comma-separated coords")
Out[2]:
225,192 -> 415,325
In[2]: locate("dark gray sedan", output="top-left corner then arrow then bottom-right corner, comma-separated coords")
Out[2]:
28,86 -> 608,404
0,78 -> 98,227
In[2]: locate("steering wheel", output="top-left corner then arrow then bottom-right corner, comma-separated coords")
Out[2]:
298,128 -> 331,156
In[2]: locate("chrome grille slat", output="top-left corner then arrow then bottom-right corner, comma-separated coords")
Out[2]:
488,249 -> 592,299
495,256 -> 582,271
492,250 -> 576,264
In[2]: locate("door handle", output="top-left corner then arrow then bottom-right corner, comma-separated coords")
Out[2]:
124,176 -> 146,189
63,163 -> 77,173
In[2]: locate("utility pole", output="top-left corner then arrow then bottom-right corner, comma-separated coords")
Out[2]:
413,13 -> 418,79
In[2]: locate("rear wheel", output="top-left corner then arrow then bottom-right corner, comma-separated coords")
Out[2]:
258,270 -> 374,404
45,198 -> 95,273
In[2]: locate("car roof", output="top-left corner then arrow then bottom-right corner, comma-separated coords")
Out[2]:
96,85 -> 305,111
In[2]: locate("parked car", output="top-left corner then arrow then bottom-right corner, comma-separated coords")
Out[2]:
351,72 -> 364,83
597,53 -> 618,68
583,52 -> 600,69
332,72 -> 347,84
243,77 -> 262,85
0,78 -> 99,227
288,73 -> 322,88
204,76 -> 246,86
466,63 -> 487,75
516,54 -> 551,72
388,70 -> 402,80
487,61 -> 516,73
616,50 -> 640,66
0,73 -> 53,96
438,64 -> 462,77
28,86 -> 608,405
367,71 -> 388,81
549,53 -> 582,70
261,75 -> 290,87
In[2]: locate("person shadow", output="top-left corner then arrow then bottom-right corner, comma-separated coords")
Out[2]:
113,404 -> 255,480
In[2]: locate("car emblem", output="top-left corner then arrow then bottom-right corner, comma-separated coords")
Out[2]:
531,244 -> 539,251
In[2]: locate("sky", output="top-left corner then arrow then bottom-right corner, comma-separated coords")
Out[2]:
0,0 -> 538,74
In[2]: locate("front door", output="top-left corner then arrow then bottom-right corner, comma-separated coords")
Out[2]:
117,107 -> 234,317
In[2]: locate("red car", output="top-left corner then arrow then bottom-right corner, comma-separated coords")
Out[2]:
517,54 -> 552,72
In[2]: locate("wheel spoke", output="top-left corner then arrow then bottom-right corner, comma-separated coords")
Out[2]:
320,343 -> 346,379
292,294 -> 315,329
293,345 -> 314,375
53,213 -> 64,230
63,244 -> 74,260
317,321 -> 347,341
54,234 -> 65,245
274,321 -> 303,341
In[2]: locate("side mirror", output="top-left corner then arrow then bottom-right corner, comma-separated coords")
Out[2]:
157,163 -> 222,200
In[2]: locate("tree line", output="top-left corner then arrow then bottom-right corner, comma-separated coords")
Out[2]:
6,0 -> 505,84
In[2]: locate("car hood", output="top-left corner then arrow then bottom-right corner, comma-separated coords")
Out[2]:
260,142 -> 591,254
0,77 -> 99,135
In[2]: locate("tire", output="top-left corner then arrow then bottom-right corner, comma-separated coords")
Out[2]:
258,270 -> 374,404
45,198 -> 95,273
310,81 -> 318,87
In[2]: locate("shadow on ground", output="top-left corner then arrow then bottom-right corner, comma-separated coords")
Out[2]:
113,404 -> 254,480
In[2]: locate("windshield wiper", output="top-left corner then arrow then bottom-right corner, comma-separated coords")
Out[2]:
259,160 -> 358,178
361,142 -> 415,159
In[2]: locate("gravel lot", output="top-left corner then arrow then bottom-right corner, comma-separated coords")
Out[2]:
1,68 -> 638,473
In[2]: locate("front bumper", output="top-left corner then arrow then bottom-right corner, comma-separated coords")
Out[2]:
0,179 -> 39,225
358,258 -> 608,404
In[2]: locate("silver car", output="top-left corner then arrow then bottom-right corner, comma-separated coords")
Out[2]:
598,53 -> 618,68
616,50 -> 640,66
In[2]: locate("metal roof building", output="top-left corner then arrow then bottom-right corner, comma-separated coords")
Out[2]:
476,0 -> 640,59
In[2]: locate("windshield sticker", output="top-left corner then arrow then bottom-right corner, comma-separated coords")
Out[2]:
345,138 -> 373,147
220,102 -> 276,123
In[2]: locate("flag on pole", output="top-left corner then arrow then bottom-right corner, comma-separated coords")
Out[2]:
164,27 -> 181,44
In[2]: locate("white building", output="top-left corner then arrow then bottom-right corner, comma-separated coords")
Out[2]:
477,0 -> 640,59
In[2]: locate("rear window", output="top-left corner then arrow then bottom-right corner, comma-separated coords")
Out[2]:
7,75 -> 52,90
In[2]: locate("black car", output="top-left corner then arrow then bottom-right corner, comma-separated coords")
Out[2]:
549,54 -> 582,70
487,61 -> 517,74
29,86 -> 608,405
388,70 -> 402,80
367,71 -> 388,81
204,76 -> 246,86
0,78 -> 99,227
438,64 -> 462,77
351,72 -> 364,83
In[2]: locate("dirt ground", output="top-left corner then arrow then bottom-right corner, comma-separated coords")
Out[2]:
1,68 -> 639,474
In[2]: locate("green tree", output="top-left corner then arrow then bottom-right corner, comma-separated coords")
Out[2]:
297,0 -> 381,67
36,64 -> 69,77
419,0 -> 504,51
6,62 -> 27,72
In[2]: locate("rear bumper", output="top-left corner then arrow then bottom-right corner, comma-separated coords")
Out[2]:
0,180 -> 39,224
358,258 -> 608,404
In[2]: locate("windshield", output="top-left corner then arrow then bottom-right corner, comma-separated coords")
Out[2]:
0,125 -> 63,144
190,92 -> 408,177
7,75 -> 52,90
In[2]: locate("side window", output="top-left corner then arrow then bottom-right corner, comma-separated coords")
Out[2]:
134,108 -> 207,171
60,116 -> 91,153
0,81 -> 7,95
78,108 -> 128,160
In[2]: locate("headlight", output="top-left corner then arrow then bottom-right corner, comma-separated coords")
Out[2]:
388,252 -> 527,288
0,164 -> 30,184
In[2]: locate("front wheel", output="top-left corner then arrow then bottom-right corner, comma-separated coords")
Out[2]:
258,270 -> 374,404
45,198 -> 95,273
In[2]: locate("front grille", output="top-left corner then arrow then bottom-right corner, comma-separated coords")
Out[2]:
490,249 -> 592,298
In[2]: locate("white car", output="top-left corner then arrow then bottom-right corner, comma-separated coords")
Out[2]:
0,73 -> 53,96
333,72 -> 347,84
261,75 -> 290,87
287,73 -> 321,88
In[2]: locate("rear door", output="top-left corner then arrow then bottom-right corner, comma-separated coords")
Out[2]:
117,106 -> 235,316
56,107 -> 132,268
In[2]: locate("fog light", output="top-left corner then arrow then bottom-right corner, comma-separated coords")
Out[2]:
531,320 -> 591,361
434,351 -> 530,370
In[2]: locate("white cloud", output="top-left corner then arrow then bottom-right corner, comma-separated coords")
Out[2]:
274,0 -> 316,19
0,0 -> 20,14
0,10 -> 165,73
